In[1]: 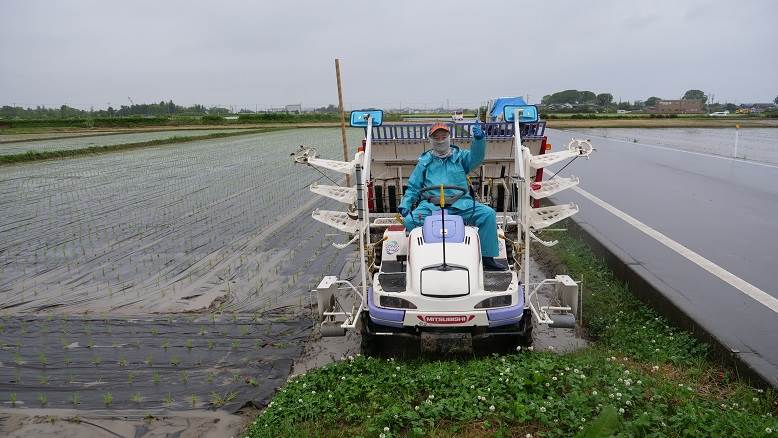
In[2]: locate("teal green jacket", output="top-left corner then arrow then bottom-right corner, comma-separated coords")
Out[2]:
399,136 -> 486,211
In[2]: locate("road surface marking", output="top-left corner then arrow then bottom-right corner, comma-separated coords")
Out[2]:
559,178 -> 778,314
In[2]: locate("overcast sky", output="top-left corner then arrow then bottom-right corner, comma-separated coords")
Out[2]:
1,0 -> 776,110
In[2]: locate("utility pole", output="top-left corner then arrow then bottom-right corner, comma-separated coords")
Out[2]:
335,59 -> 351,186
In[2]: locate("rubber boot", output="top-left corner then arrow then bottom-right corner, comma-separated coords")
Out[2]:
482,256 -> 507,271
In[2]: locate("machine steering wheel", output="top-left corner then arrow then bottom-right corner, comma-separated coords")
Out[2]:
419,185 -> 468,207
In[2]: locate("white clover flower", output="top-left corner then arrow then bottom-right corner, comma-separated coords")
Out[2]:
516,345 -> 522,352
489,405 -> 495,412
379,434 -> 386,438
527,346 -> 534,351
565,367 -> 571,371
298,398 -> 303,403
753,397 -> 759,402
552,376 -> 557,381
626,400 -> 632,406
384,426 -> 390,432
428,394 -> 434,399
609,393 -> 614,399
652,365 -> 659,372
592,390 -> 598,396
414,405 -> 419,410
766,427 -> 772,434
526,434 -> 532,438
545,382 -> 550,387
573,369 -> 580,374
624,370 -> 630,375
637,380 -> 642,385
396,366 -> 400,371
470,385 -> 475,389
619,408 -> 625,414
539,406 -> 546,413
341,376 -> 346,380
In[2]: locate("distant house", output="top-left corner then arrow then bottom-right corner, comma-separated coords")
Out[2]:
284,104 -> 302,114
649,99 -> 704,114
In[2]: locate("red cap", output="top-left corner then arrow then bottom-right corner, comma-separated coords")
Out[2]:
428,122 -> 451,136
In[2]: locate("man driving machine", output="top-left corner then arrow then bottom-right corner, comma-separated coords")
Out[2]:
398,121 -> 507,271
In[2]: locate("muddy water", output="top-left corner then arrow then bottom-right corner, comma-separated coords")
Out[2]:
567,127 -> 778,164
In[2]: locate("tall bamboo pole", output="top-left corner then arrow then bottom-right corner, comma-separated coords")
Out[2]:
335,59 -> 351,186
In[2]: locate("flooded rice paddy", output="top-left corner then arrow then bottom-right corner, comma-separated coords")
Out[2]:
0,129 -> 249,156
569,127 -> 778,165
0,128 -> 363,411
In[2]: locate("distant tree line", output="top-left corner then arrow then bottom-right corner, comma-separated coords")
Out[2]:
540,89 -> 718,112
0,101 -> 233,119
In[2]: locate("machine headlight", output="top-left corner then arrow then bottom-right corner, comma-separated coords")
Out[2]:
474,295 -> 512,309
380,295 -> 417,309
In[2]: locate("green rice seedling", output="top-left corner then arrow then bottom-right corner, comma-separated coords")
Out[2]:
10,393 -> 17,406
247,377 -> 258,387
207,340 -> 215,350
162,340 -> 170,350
130,392 -> 143,405
66,372 -> 75,384
231,340 -> 240,351
152,371 -> 161,385
92,355 -> 102,366
180,371 -> 189,384
127,371 -> 136,383
64,356 -> 72,366
207,371 -> 215,384
163,393 -> 174,407
185,339 -> 193,351
12,369 -> 21,384
118,354 -> 128,367
37,374 -> 50,385
69,393 -> 80,406
144,354 -> 153,366
103,392 -> 113,407
13,352 -> 22,365
189,394 -> 198,408
37,393 -> 47,406
170,355 -> 181,366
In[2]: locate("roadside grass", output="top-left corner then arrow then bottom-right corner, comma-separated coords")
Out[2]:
0,128 -> 288,165
247,226 -> 777,437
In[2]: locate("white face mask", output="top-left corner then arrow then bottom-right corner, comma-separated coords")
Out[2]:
430,136 -> 451,157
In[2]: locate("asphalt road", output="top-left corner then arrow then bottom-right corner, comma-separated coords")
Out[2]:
544,128 -> 778,386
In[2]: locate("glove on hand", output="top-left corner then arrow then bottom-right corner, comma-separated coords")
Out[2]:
472,122 -> 485,140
